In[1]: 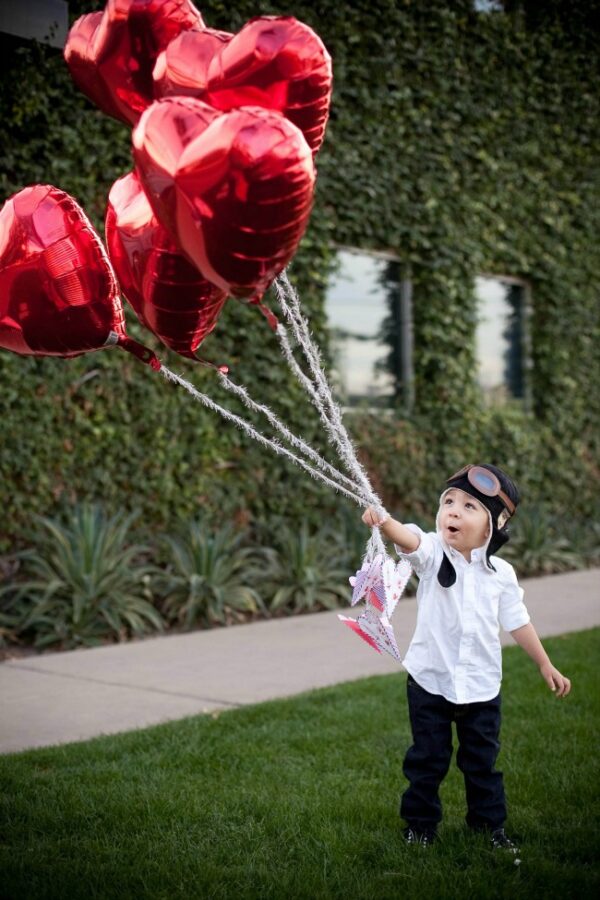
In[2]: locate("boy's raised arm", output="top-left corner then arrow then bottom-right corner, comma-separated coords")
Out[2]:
362,507 -> 421,553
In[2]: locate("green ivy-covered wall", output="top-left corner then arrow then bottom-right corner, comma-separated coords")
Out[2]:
1,0 -> 599,548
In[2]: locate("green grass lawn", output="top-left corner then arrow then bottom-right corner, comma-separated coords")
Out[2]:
1,629 -> 599,900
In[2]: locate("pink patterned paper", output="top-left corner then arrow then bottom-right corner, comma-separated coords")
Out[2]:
342,551 -> 412,661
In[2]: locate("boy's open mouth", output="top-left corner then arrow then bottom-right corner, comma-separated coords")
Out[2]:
447,526 -> 460,534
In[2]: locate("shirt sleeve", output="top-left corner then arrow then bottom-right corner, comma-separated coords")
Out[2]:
498,563 -> 530,632
394,524 -> 437,577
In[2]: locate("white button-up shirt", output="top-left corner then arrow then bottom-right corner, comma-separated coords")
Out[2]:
396,524 -> 530,704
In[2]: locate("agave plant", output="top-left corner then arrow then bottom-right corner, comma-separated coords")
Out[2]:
4,505 -> 163,649
502,505 -> 585,577
263,521 -> 351,614
0,554 -> 27,648
584,518 -> 600,565
566,512 -> 600,567
156,520 -> 266,629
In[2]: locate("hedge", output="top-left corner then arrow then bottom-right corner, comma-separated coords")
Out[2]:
0,0 -> 599,550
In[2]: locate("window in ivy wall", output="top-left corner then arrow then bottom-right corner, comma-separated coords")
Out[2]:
325,255 -> 530,411
475,275 -> 529,405
324,248 -> 412,409
474,0 -> 503,12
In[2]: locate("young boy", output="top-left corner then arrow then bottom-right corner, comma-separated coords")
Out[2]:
362,463 -> 571,853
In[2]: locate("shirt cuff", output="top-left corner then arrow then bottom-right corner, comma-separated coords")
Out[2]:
503,610 -> 531,632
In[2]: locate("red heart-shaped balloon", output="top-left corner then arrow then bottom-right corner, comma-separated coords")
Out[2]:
153,27 -> 232,99
130,96 -> 221,238
154,16 -> 332,156
64,0 -> 203,125
0,184 -> 158,367
106,171 -> 227,360
133,97 -> 316,299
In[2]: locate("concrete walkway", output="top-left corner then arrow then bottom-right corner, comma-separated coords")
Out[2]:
1,568 -> 598,754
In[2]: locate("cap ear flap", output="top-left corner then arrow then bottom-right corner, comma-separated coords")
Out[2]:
437,552 -> 456,588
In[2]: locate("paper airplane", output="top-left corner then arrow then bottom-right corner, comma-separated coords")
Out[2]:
341,551 -> 412,661
338,609 -> 401,661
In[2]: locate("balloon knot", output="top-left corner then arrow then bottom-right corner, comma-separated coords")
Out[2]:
118,336 -> 161,370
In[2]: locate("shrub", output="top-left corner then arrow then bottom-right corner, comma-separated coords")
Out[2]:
0,505 -> 163,649
0,554 -> 28,648
502,505 -> 586,577
262,521 -> 350,614
155,520 -> 265,629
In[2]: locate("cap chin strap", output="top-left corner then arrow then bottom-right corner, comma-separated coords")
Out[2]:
437,552 -> 457,588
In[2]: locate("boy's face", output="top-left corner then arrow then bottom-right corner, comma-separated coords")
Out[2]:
438,488 -> 490,557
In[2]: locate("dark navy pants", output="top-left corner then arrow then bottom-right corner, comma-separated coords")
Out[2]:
400,674 -> 506,833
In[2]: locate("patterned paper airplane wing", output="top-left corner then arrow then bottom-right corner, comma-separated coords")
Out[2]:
350,553 -> 383,606
365,581 -> 386,615
382,557 -> 412,618
362,608 -> 402,660
338,614 -> 382,654
338,609 -> 402,661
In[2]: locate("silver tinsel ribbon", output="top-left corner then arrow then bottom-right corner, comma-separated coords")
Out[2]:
160,269 -> 388,559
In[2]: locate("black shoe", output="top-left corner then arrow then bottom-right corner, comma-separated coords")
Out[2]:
404,826 -> 436,847
490,828 -> 520,855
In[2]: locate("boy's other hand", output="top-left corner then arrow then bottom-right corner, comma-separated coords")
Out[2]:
362,506 -> 388,528
540,662 -> 571,698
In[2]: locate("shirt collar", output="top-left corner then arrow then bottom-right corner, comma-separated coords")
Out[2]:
442,543 -> 490,570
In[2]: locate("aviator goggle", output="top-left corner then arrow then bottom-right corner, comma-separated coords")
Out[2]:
446,465 -> 516,526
